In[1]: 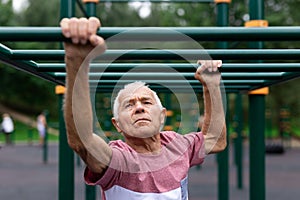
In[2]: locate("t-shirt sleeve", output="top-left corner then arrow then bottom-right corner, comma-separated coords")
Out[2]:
184,132 -> 206,167
84,147 -> 123,189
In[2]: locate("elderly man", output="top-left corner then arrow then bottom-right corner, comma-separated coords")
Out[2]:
61,17 -> 226,200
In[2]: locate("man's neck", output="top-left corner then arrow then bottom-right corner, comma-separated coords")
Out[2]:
125,133 -> 162,154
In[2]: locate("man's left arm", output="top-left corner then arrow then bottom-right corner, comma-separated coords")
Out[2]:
195,60 -> 227,154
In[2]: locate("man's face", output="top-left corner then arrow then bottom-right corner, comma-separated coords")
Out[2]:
112,86 -> 166,138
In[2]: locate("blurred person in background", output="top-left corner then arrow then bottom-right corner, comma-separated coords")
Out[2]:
1,113 -> 14,145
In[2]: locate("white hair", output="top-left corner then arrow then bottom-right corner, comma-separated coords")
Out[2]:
113,81 -> 163,120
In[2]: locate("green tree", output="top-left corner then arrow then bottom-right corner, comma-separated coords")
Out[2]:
1,0 -> 300,128
0,0 -> 14,25
0,0 -> 60,118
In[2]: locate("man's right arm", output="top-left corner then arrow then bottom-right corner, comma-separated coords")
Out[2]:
61,17 -> 112,175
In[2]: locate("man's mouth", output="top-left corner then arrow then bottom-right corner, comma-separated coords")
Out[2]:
134,118 -> 151,124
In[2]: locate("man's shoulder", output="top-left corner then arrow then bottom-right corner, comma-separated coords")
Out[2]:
108,139 -> 126,148
160,131 -> 181,145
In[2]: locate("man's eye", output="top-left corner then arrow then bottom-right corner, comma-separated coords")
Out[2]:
144,101 -> 152,105
125,103 -> 133,108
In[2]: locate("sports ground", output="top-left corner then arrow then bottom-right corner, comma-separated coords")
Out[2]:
1,141 -> 300,200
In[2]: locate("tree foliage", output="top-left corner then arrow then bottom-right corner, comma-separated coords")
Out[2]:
0,0 -> 60,118
0,0 -> 300,126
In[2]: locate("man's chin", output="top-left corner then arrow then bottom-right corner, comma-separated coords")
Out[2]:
128,128 -> 158,139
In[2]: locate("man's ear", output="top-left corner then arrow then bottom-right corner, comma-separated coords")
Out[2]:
160,108 -> 167,125
111,118 -> 122,133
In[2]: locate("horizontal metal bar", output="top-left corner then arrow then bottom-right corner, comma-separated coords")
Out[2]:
99,0 -> 214,2
0,57 -> 63,85
53,72 -> 282,80
88,79 -> 266,85
92,88 -> 247,94
36,62 -> 300,72
98,49 -> 300,61
10,49 -> 300,60
1,26 -> 300,42
254,71 -> 300,90
92,85 -> 252,94
91,84 -> 251,90
10,50 -> 65,60
91,84 -> 251,88
0,44 -> 63,84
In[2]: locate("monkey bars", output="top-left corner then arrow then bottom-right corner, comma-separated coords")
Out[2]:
1,38 -> 300,92
3,49 -> 300,60
1,26 -> 300,41
0,1 -> 299,200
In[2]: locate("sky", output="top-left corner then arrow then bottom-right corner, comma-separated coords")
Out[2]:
12,0 -> 29,12
11,0 -> 151,18
129,2 -> 151,18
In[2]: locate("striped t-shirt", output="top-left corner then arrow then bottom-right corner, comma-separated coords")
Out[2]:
85,131 -> 206,200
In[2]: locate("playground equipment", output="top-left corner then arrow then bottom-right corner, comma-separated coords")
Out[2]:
1,0 -> 300,200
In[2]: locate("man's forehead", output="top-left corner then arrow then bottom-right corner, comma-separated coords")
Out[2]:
118,86 -> 155,102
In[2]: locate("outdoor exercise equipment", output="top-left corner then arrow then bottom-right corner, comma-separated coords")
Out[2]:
1,0 -> 300,200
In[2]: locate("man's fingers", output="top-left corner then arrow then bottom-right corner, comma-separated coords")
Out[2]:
60,18 -> 71,38
217,60 -> 222,68
88,17 -> 101,35
197,60 -> 208,73
89,35 -> 106,50
60,17 -> 102,46
78,18 -> 89,44
68,17 -> 81,44
212,60 -> 222,72
197,60 -> 222,73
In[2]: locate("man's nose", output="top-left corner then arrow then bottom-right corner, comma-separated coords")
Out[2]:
135,102 -> 145,113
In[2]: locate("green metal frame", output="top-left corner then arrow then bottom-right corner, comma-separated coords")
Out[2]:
1,1 -> 300,200
1,39 -> 300,92
1,26 -> 300,41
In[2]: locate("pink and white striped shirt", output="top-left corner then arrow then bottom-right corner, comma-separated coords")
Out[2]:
85,131 -> 206,200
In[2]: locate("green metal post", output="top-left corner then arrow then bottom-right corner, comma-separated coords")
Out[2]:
249,0 -> 264,50
249,93 -> 266,200
164,93 -> 172,130
28,127 -> 33,145
85,2 -> 97,16
86,89 -> 97,200
58,91 -> 74,200
59,1 -> 75,200
43,110 -> 49,164
216,2 -> 229,200
249,0 -> 264,21
235,93 -> 243,189
60,0 -> 75,19
248,1 -> 266,200
85,1 -> 98,200
217,93 -> 229,200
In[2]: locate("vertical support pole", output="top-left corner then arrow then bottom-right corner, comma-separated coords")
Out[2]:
248,88 -> 268,200
215,1 -> 230,200
83,0 -> 99,17
60,0 -> 76,19
247,1 -> 267,200
82,1 -> 99,200
43,109 -> 49,164
246,0 -> 268,53
86,89 -> 97,200
59,1 -> 76,200
235,93 -> 243,189
163,93 -> 173,131
217,93 -> 229,200
56,85 -> 74,200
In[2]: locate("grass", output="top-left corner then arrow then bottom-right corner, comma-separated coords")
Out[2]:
0,120 -> 58,144
2,119 -> 299,144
